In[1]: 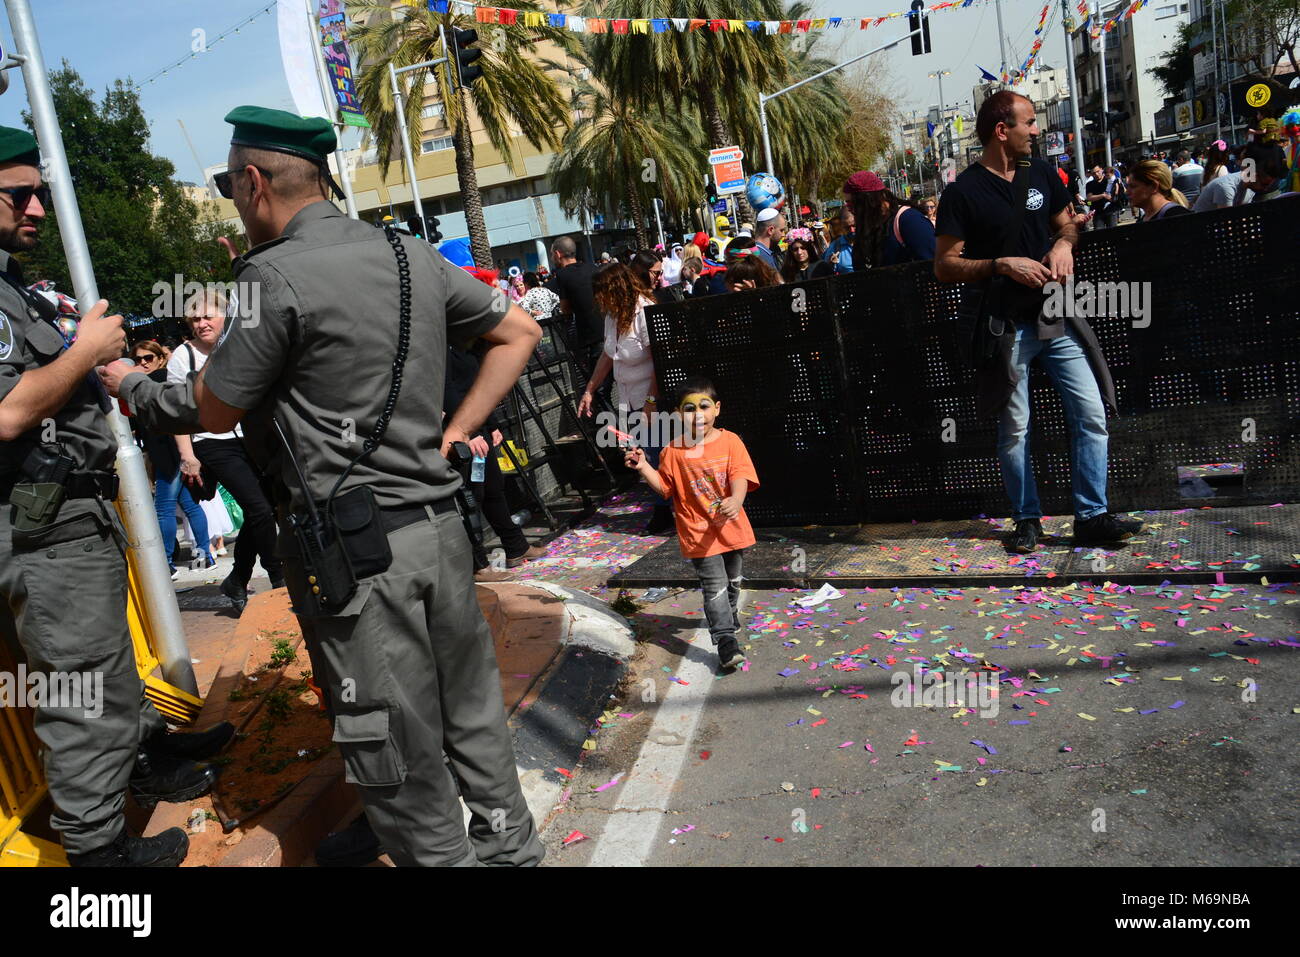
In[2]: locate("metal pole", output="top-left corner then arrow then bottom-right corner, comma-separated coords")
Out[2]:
1211,0 -> 1222,140
305,0 -> 359,219
760,94 -> 774,175
5,0 -> 197,696
758,25 -> 920,181
389,61 -> 426,227
1221,0 -> 1236,143
1095,1 -> 1113,169
1061,0 -> 1088,203
652,197 -> 665,248
995,0 -> 1010,83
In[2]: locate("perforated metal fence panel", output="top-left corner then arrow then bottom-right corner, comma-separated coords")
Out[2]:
644,197 -> 1300,526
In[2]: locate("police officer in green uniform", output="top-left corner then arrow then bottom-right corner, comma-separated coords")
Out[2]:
0,126 -> 225,867
102,107 -> 546,866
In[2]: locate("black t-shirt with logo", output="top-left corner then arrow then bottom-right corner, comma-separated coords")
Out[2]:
935,158 -> 1070,321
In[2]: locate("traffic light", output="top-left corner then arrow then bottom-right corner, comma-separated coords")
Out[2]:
452,28 -> 483,87
705,182 -> 719,205
406,215 -> 424,238
1081,112 -> 1098,128
1104,110 -> 1130,129
908,1 -> 932,56
428,215 -> 443,243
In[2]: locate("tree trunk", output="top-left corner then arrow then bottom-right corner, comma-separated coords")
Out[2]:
693,80 -> 755,225
454,86 -> 493,268
624,168 -> 648,250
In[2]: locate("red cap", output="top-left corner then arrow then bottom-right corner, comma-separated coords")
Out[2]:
843,170 -> 885,194
691,231 -> 709,250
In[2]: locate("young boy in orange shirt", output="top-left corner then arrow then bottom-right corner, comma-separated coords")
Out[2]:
625,377 -> 759,670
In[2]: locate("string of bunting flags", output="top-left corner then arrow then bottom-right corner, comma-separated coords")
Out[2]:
422,0 -> 980,32
1072,0 -> 1152,39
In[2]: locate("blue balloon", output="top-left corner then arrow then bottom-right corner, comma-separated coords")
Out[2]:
745,172 -> 784,212
437,236 -> 473,267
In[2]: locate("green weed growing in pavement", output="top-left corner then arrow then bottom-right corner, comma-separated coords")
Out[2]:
268,638 -> 297,668
263,688 -> 293,722
610,589 -> 640,618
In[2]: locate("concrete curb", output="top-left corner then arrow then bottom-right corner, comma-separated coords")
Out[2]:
508,580 -> 637,831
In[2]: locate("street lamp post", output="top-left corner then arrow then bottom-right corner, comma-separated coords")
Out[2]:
928,70 -> 952,181
760,24 -> 921,178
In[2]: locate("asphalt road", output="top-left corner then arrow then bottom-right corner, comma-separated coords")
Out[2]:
543,579 -> 1299,866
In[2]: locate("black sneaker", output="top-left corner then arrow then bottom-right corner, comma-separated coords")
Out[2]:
1006,519 -> 1042,554
143,721 -> 235,762
220,574 -> 248,615
129,751 -> 218,809
1073,513 -> 1137,546
315,812 -> 382,867
717,636 -> 746,670
67,827 -> 189,867
1107,513 -> 1144,536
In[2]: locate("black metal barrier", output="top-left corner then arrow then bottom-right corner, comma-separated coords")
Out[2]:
645,196 -> 1300,527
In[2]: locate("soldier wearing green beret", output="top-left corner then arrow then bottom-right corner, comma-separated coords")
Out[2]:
0,125 -> 226,867
102,106 -> 547,866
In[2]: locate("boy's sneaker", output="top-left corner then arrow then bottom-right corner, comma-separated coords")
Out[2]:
1108,513 -> 1144,535
1005,519 -> 1042,554
717,637 -> 746,670
1073,513 -> 1139,546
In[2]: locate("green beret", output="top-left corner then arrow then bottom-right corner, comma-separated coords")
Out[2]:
0,126 -> 40,166
224,106 -> 336,164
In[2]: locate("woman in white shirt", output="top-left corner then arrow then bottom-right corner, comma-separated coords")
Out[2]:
173,291 -> 284,613
576,261 -> 672,533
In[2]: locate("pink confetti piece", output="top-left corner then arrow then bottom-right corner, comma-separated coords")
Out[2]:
838,741 -> 854,748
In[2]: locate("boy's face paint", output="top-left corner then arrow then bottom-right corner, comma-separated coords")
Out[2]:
678,393 -> 720,438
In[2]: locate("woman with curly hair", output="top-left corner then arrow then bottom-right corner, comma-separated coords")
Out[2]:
578,263 -> 672,533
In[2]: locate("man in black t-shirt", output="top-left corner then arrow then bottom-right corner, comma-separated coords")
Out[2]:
547,235 -> 610,406
1084,165 -> 1116,229
935,91 -> 1140,554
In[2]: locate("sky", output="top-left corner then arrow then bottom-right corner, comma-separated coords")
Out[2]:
0,0 -> 1075,181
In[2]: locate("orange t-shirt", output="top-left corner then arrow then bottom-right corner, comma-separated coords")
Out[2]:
657,429 -> 760,558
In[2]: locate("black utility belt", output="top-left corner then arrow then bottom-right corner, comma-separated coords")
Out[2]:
0,470 -> 117,505
288,491 -> 459,617
378,498 -> 458,534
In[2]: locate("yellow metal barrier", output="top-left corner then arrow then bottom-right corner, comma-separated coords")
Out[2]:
1,507 -> 204,865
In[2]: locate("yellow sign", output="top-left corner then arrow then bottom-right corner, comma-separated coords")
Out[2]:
1246,83 -> 1271,108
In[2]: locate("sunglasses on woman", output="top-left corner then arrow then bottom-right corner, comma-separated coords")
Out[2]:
0,184 -> 52,211
131,352 -> 159,365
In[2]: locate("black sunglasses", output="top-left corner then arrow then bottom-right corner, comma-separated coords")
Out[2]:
0,184 -> 51,211
214,165 -> 272,199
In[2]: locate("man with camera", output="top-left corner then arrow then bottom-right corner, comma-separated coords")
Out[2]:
101,107 -> 544,866
0,126 -> 220,867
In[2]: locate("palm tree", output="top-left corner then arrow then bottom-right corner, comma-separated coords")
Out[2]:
546,46 -> 705,248
583,1 -> 792,221
350,1 -> 575,266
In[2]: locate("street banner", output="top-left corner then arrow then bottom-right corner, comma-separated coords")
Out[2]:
318,1 -> 370,128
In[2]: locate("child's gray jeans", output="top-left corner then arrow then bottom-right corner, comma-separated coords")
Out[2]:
690,549 -> 745,645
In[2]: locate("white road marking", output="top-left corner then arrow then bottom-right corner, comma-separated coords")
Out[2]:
589,594 -> 746,866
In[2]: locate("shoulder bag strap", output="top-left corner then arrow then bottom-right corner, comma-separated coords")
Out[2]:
1000,160 -> 1034,258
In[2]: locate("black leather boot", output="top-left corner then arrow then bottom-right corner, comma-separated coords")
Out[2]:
67,827 -> 189,867
129,750 -> 218,809
143,721 -> 235,762
315,812 -> 382,867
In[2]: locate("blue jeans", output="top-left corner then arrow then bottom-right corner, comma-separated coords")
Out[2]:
996,324 -> 1109,522
154,468 -> 211,570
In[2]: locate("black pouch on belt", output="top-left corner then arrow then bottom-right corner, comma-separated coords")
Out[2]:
330,485 -> 392,580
